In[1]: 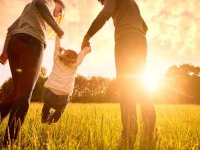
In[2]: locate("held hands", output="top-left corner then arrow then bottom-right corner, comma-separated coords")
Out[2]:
81,34 -> 91,50
57,29 -> 64,38
0,52 -> 8,65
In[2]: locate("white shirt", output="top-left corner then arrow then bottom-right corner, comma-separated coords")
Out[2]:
44,36 -> 91,95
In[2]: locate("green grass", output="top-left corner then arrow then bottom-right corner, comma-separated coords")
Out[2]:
0,103 -> 200,150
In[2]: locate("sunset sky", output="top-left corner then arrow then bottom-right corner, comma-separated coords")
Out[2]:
0,0 -> 200,87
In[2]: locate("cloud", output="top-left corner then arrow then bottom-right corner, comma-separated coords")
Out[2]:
139,0 -> 200,65
1,0 -> 200,86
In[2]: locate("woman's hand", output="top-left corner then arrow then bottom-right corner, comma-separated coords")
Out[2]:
57,29 -> 64,38
0,52 -> 8,65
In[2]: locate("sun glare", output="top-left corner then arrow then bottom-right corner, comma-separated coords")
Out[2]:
142,69 -> 162,92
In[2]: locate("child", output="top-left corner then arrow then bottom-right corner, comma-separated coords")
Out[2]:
41,36 -> 91,124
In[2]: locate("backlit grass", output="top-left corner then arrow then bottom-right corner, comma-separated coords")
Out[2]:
0,103 -> 200,150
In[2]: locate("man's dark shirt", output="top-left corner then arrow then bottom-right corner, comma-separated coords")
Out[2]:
86,0 -> 148,39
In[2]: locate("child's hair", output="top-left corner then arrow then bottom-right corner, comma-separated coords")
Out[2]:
58,47 -> 78,66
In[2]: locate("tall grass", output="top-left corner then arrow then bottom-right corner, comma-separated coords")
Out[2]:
0,103 -> 200,150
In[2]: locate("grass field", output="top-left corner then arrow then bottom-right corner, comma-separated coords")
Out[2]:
0,103 -> 200,150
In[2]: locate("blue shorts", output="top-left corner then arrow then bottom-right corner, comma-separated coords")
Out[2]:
43,88 -> 69,111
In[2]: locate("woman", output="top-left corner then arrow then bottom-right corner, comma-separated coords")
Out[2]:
0,0 -> 65,147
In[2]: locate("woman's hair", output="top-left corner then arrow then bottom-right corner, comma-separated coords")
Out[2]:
47,0 -> 66,39
58,48 -> 78,66
54,0 -> 66,24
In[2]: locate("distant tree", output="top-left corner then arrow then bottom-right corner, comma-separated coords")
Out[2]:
104,78 -> 119,103
72,75 -> 89,102
0,77 -> 13,101
2,64 -> 200,104
155,64 -> 200,104
71,75 -> 118,103
31,67 -> 47,102
0,67 -> 48,102
87,76 -> 109,102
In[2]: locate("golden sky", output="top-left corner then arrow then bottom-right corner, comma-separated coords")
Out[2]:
0,0 -> 200,86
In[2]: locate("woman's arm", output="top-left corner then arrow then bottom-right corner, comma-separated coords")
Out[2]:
0,52 -> 8,65
2,17 -> 21,54
34,0 -> 63,35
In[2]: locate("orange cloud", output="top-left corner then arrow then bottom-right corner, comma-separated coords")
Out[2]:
0,0 -> 200,86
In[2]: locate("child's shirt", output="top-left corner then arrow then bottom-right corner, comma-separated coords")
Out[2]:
44,36 -> 90,95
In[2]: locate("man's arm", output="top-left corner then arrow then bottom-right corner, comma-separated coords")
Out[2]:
86,0 -> 116,37
81,0 -> 116,50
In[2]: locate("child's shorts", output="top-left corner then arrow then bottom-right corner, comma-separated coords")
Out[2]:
43,88 -> 69,111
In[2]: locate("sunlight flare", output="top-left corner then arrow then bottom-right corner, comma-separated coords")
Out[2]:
142,69 -> 162,92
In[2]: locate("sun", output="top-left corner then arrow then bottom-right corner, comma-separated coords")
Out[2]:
142,68 -> 163,92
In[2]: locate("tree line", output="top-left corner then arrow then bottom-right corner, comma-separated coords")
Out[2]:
0,67 -> 119,103
154,64 -> 200,104
1,64 -> 200,104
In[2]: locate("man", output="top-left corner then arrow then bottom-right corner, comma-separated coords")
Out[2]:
81,0 -> 156,145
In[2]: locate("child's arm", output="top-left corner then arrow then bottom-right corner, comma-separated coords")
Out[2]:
76,47 -> 91,66
54,35 -> 61,57
55,36 -> 61,50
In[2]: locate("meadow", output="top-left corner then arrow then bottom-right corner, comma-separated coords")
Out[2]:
0,103 -> 200,150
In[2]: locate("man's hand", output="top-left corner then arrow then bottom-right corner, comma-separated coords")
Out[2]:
0,52 -> 8,65
81,34 -> 91,50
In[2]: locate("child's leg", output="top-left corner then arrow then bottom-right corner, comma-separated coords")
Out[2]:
52,110 -> 63,123
41,89 -> 54,123
50,95 -> 69,123
41,103 -> 51,123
